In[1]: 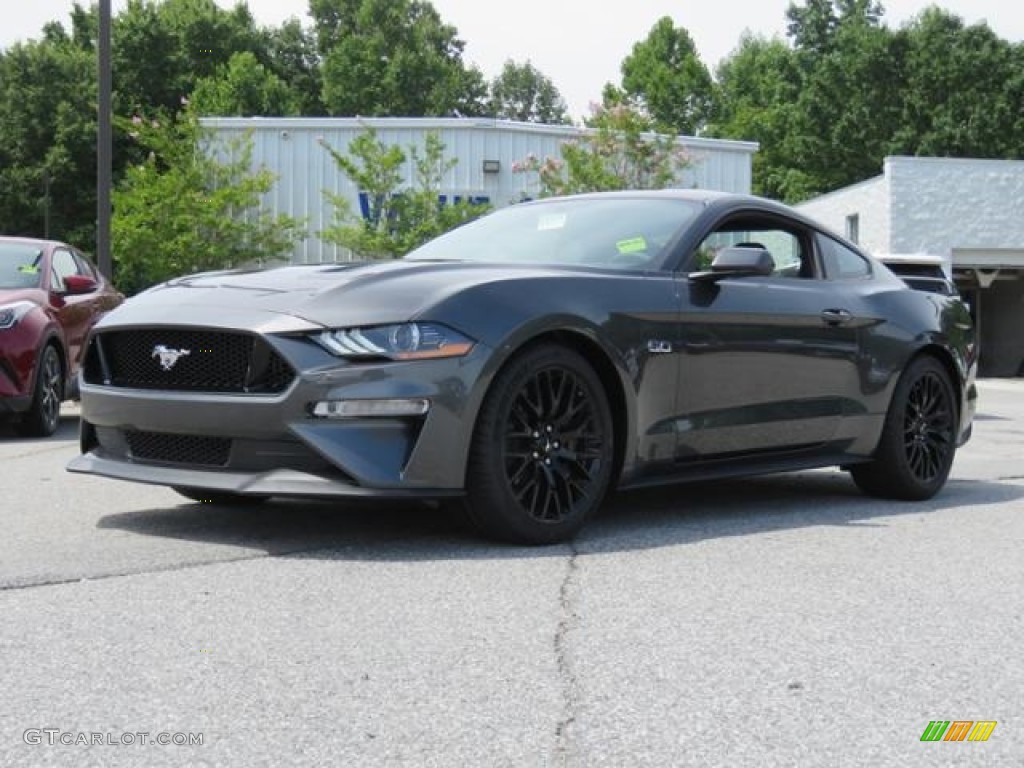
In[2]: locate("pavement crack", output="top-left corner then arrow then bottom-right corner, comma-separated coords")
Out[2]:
7,444 -> 76,462
553,542 -> 582,767
0,545 -> 328,593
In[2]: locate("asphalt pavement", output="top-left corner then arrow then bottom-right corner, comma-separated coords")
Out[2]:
1,381 -> 1022,767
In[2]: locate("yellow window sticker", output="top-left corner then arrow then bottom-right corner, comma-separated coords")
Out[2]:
616,237 -> 647,255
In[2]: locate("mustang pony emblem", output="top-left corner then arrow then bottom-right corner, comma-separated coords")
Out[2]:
152,345 -> 191,371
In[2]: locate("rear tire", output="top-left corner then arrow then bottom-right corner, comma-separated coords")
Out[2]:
465,344 -> 614,545
172,487 -> 270,506
15,344 -> 63,437
850,356 -> 957,500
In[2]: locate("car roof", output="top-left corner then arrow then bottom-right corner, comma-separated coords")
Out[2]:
536,189 -> 833,231
547,189 -> 734,204
0,236 -> 63,248
539,189 -> 805,215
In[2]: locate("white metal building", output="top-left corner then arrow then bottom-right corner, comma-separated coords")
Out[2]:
203,116 -> 758,263
797,156 -> 1024,376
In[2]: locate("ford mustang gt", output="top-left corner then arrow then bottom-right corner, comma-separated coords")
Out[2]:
67,191 -> 976,544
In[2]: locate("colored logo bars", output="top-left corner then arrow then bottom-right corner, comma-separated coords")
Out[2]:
921,721 -> 997,742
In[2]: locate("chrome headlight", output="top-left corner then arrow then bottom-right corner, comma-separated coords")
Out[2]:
314,323 -> 475,361
0,301 -> 36,330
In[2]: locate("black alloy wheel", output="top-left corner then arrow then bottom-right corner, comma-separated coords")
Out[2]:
16,345 -> 63,437
903,369 -> 955,484
851,356 -> 957,500
466,343 -> 614,544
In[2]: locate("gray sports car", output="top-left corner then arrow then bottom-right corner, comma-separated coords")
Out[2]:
68,191 -> 977,544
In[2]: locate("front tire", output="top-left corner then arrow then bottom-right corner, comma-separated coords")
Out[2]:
850,356 -> 957,500
15,344 -> 63,437
465,344 -> 615,545
172,487 -> 270,506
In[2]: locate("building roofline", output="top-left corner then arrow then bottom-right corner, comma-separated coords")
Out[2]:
885,155 -> 1024,170
795,172 -> 885,207
800,155 -> 1024,206
199,116 -> 759,154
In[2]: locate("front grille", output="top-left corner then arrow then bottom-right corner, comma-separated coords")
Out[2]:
84,329 -> 295,394
125,430 -> 231,467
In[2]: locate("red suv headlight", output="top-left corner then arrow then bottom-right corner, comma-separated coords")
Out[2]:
0,301 -> 36,330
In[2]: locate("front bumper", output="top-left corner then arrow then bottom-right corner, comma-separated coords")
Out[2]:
0,314 -> 45,403
68,327 -> 492,497
66,450 -> 463,498
0,393 -> 32,416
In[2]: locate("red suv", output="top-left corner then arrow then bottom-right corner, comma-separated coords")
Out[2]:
0,237 -> 123,436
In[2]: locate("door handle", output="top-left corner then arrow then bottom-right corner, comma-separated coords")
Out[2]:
821,308 -> 852,326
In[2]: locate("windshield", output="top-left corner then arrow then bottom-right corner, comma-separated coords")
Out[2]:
406,197 -> 701,271
0,243 -> 45,289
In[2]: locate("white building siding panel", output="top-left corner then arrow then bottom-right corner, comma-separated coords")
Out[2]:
886,156 -> 1024,256
204,118 -> 757,263
794,175 -> 890,253
796,156 -> 1024,261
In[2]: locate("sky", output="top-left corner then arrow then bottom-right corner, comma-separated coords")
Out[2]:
2,0 -> 1022,119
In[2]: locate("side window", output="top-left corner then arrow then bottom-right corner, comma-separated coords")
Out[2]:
694,222 -> 814,278
73,251 -> 98,281
50,249 -> 81,292
819,236 -> 872,280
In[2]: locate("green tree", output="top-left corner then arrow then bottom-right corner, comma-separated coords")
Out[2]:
111,0 -> 190,113
788,17 -> 904,196
488,59 -> 570,124
891,8 -> 1021,158
708,34 -> 811,200
0,0 -> 316,255
610,17 -> 714,135
112,0 -> 266,113
191,51 -> 300,116
263,18 -> 324,115
513,103 -> 691,197
313,0 -> 487,117
112,109 -> 302,294
713,0 -> 903,200
309,0 -> 355,54
0,1 -> 251,248
320,127 -> 489,258
785,0 -> 883,56
65,2 -> 98,50
0,37 -> 97,244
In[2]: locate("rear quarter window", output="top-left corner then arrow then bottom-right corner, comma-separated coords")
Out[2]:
819,236 -> 871,280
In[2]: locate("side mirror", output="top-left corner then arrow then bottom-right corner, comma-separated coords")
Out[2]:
62,274 -> 98,295
690,246 -> 775,282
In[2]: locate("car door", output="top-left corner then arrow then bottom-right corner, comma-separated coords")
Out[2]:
672,210 -> 865,461
48,247 -> 99,372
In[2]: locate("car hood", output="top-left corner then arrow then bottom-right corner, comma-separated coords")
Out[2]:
0,287 -> 44,307
101,260 -> 583,331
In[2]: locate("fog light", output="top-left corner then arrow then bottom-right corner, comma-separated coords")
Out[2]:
312,399 -> 431,419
